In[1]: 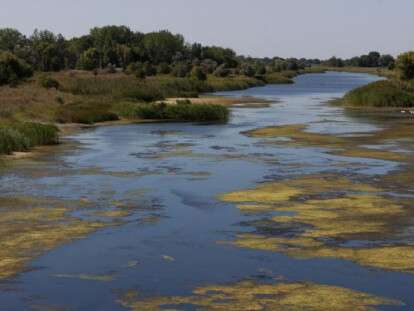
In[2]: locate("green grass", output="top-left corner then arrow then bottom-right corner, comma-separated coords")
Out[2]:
115,100 -> 229,122
0,122 -> 59,155
264,73 -> 294,84
55,101 -> 119,124
342,80 -> 414,108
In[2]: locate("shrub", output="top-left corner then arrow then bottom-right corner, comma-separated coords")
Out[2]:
191,66 -> 207,81
0,51 -> 33,85
157,63 -> 171,74
396,51 -> 414,81
264,73 -> 294,84
56,102 -> 119,124
343,80 -> 414,107
77,48 -> 100,70
213,64 -> 230,77
0,122 -> 59,155
171,63 -> 191,77
133,101 -> 229,122
38,74 -> 60,89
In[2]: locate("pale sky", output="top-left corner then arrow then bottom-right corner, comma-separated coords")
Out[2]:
0,0 -> 412,59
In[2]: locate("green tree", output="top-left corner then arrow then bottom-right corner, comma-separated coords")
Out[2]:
396,51 -> 414,80
0,28 -> 25,51
0,51 -> 33,85
77,48 -> 100,70
143,31 -> 185,64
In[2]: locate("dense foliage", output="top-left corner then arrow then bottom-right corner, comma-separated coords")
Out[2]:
0,26 -> 321,83
116,100 -> 229,122
324,52 -> 395,69
0,51 -> 32,85
395,52 -> 414,81
0,122 -> 59,154
342,80 -> 414,108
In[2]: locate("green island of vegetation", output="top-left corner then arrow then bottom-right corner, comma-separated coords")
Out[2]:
0,26 -> 412,155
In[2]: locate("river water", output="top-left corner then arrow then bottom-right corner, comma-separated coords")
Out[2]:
1,72 -> 414,310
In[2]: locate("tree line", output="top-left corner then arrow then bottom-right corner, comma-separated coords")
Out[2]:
0,26 -> 322,84
324,51 -> 395,69
1,25 -> 413,86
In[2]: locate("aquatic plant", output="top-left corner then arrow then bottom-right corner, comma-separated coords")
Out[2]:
0,122 -> 59,154
118,279 -> 400,311
219,174 -> 414,273
119,100 -> 229,122
342,80 -> 414,107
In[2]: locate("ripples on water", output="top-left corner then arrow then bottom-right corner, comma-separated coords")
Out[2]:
1,72 -> 414,310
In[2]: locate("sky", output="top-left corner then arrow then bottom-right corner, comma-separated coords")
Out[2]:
0,0 -> 412,59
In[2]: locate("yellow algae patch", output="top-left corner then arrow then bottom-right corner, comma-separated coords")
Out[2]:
231,235 -> 414,273
219,174 -> 414,272
219,174 -> 378,210
335,147 -> 408,162
0,196 -> 109,280
52,273 -> 115,282
93,209 -> 132,218
219,184 -> 301,205
118,280 -> 400,311
273,195 -> 404,239
245,124 -> 408,162
245,124 -> 347,148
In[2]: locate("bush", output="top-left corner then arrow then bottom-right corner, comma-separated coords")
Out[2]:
396,51 -> 414,81
171,63 -> 191,77
0,51 -> 33,85
213,64 -> 230,77
0,122 -> 59,155
157,63 -> 171,74
56,102 -> 119,124
126,62 -> 146,79
343,80 -> 414,107
38,74 -> 60,89
264,73 -> 294,84
132,101 -> 229,122
191,66 -> 207,81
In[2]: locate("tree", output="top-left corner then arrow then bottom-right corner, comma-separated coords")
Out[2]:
0,51 -> 33,85
77,48 -> 100,70
0,28 -> 25,51
143,30 -> 185,64
240,63 -> 255,77
396,51 -> 414,80
191,66 -> 207,81
326,57 -> 344,68
379,54 -> 394,68
29,30 -> 66,71
90,25 -> 134,68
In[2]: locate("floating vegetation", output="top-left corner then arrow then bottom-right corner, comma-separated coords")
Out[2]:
219,174 -> 414,273
244,124 -> 409,162
123,260 -> 139,268
118,279 -> 401,311
161,255 -> 175,262
93,209 -> 132,218
51,273 -> 115,282
0,195 -> 137,280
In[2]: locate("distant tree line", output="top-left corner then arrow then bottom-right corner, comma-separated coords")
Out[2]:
323,51 -> 395,69
1,25 -> 413,86
0,25 -> 322,85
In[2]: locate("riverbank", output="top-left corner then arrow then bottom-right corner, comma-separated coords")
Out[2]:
0,67 -> 323,156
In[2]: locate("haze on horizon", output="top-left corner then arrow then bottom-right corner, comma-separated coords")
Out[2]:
1,0 -> 412,59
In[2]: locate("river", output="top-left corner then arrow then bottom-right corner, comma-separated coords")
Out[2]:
1,72 -> 413,310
